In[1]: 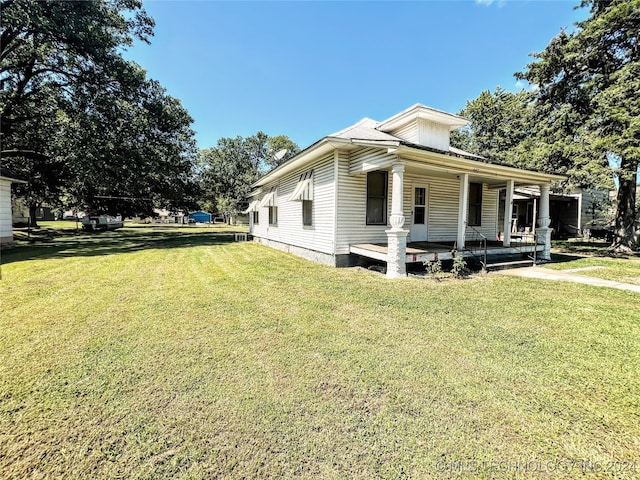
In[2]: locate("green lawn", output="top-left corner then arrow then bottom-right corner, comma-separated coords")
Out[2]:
549,241 -> 640,286
1,229 -> 639,479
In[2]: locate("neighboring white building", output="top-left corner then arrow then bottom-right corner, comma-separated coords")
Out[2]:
1,168 -> 27,246
246,104 -> 564,278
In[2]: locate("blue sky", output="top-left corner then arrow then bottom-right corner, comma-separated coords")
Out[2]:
123,0 -> 588,150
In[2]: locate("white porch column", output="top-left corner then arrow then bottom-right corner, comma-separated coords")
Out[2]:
503,180 -> 514,247
386,162 -> 408,278
538,184 -> 551,228
536,183 -> 552,260
457,173 -> 469,250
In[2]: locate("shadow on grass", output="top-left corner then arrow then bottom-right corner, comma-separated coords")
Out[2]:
1,226 -> 237,265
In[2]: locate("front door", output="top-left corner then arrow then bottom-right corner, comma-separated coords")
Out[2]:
411,185 -> 428,242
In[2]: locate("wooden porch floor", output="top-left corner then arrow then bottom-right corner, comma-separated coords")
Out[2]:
350,240 -> 543,264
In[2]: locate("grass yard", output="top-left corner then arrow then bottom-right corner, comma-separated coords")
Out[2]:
1,228 -> 639,479
549,241 -> 640,286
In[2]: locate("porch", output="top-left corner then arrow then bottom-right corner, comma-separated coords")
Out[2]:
350,237 -> 544,266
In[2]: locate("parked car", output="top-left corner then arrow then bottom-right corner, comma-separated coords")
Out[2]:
82,215 -> 124,231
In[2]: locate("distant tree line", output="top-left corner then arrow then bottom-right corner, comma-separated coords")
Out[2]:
451,0 -> 639,252
195,132 -> 300,222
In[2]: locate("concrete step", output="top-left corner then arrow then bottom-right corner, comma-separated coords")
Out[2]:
485,259 -> 534,272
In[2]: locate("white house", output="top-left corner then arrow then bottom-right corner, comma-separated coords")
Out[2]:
1,168 -> 27,246
246,104 -> 565,278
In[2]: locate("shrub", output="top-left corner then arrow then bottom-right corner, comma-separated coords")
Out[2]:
451,255 -> 470,278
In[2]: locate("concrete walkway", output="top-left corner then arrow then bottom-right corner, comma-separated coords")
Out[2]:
495,266 -> 640,293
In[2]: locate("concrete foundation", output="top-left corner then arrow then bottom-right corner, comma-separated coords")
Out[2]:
253,237 -> 350,267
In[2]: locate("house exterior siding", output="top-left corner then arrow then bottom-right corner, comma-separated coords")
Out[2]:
403,175 -> 498,242
390,122 -> 418,144
335,167 -> 500,249
335,151 -> 391,254
252,152 -> 335,256
1,178 -> 14,244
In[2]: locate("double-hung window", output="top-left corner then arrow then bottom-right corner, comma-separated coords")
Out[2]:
258,187 -> 278,226
290,171 -> 314,227
366,171 -> 388,225
468,182 -> 483,226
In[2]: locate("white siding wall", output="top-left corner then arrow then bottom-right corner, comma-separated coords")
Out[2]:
417,118 -> 450,151
336,167 -> 500,252
387,118 -> 450,151
348,147 -> 397,174
425,178 -> 498,241
390,122 -> 419,144
336,151 -> 391,254
252,153 -> 335,254
0,179 -> 14,241
477,184 -> 499,240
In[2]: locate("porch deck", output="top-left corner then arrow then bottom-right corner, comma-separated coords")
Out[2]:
350,238 -> 544,264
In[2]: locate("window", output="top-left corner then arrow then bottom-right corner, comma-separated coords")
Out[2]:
366,171 -> 388,225
302,200 -> 312,226
258,187 -> 277,225
269,206 -> 278,225
290,171 -> 314,227
414,187 -> 426,224
468,182 -> 483,226
252,211 -> 259,224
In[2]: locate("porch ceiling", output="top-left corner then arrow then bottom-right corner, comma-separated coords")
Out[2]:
400,154 -> 557,187
402,161 -> 513,187
347,146 -> 563,187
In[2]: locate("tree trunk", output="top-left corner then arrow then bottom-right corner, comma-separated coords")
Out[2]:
28,204 -> 39,228
610,157 -> 638,253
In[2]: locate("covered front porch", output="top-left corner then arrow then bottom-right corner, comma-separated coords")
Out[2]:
351,238 -> 545,267
360,151 -> 563,278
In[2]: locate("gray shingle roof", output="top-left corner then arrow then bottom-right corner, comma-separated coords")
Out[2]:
328,118 -> 401,142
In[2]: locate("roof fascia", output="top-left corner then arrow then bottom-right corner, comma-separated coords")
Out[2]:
398,145 -> 565,184
377,104 -> 469,132
0,175 -> 28,183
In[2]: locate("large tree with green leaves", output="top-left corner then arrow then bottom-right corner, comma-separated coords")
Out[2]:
63,73 -> 200,218
451,87 -> 535,167
2,0 -> 198,223
198,132 -> 299,220
518,0 -> 640,251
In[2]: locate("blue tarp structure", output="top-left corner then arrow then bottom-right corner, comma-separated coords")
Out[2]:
188,211 -> 212,223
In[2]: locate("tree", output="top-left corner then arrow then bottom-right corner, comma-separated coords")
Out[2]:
451,87 -> 535,167
64,74 -> 199,218
1,0 -> 153,144
198,132 -> 300,221
1,0 -> 199,223
518,0 -> 640,251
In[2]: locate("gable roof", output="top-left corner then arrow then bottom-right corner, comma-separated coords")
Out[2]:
329,118 -> 401,143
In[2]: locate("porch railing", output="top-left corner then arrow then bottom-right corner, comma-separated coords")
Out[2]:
463,223 -> 487,270
509,232 -> 539,265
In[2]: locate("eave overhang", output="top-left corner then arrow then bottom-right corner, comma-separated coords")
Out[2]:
251,136 -> 352,192
396,144 -> 566,185
376,104 -> 469,133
